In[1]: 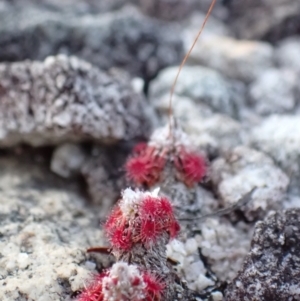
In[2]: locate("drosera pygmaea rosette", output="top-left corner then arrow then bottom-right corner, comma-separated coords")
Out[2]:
125,124 -> 207,188
78,188 -> 196,300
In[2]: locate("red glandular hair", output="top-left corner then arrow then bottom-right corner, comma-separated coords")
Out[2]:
105,189 -> 180,251
77,263 -> 165,301
125,127 -> 207,188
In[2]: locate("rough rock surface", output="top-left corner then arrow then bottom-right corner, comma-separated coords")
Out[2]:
225,209 -> 300,301
275,37 -> 300,73
0,0 -> 126,14
250,115 -> 300,192
0,5 -> 183,81
80,144 -> 128,218
227,0 -> 300,41
196,218 -> 253,283
50,143 -> 130,215
0,153 -> 107,301
248,68 -> 297,115
167,238 -> 216,292
132,0 -> 230,21
166,217 -> 252,296
50,143 -> 87,178
151,93 -> 244,154
0,55 -> 151,147
149,65 -> 245,118
211,146 -> 289,221
132,0 -> 198,20
186,114 -> 243,154
181,11 -> 232,53
167,216 -> 253,291
185,35 -> 274,83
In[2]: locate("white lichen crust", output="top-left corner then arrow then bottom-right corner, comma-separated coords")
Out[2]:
225,209 -> 300,300
251,115 -> 300,193
211,146 -> 289,221
0,55 -> 150,147
149,124 -> 194,152
102,262 -> 146,301
0,155 -> 105,301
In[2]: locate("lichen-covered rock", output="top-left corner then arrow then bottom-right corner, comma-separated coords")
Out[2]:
186,114 -> 243,154
50,143 -> 87,178
0,0 -> 126,14
250,115 -> 300,191
151,93 -> 243,154
196,218 -> 253,283
166,238 -> 217,293
0,55 -> 151,147
185,35 -> 274,83
132,0 -> 198,20
162,182 -> 218,220
275,37 -> 300,73
248,68 -> 297,115
225,208 -> 300,301
132,0 -> 230,21
0,153 -> 106,301
167,214 -> 253,292
211,146 -> 289,221
0,5 -> 183,80
149,65 -> 245,118
226,0 -> 300,42
80,145 -> 129,218
181,11 -> 232,51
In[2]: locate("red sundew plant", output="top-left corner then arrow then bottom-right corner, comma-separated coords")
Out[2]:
125,0 -> 217,190
142,272 -> 166,301
125,124 -> 207,188
105,188 -> 180,251
77,273 -> 105,301
174,149 -> 207,186
125,144 -> 166,186
78,262 -> 165,301
78,1 -> 218,300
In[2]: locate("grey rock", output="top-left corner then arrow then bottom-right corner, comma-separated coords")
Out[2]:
0,55 -> 151,147
149,65 -> 246,154
196,218 -> 253,282
211,146 -> 289,221
275,37 -> 300,73
251,115 -> 300,191
166,238 -> 217,293
0,5 -> 183,80
225,208 -> 300,301
0,153 -> 106,301
132,0 -> 198,20
51,143 -> 129,217
186,114 -> 244,154
167,187 -> 252,284
162,182 -> 218,219
50,143 -> 87,178
248,68 -> 297,115
185,35 -> 274,83
0,1 -> 9,12
149,65 -> 246,118
182,11 -> 232,52
81,145 -> 128,218
227,0 -> 300,42
132,0 -> 229,21
196,0 -> 230,21
0,0 -> 126,14
151,94 -> 243,154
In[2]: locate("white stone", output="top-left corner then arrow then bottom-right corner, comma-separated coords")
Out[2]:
51,143 -> 86,178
